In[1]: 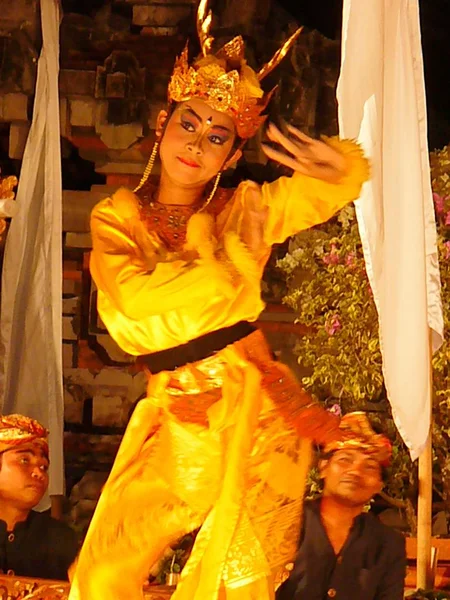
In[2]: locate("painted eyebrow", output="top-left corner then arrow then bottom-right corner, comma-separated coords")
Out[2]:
209,124 -> 233,135
183,106 -> 233,134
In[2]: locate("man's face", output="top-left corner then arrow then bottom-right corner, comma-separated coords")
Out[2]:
0,443 -> 49,510
320,448 -> 383,508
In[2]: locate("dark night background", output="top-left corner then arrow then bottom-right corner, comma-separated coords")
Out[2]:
276,0 -> 450,150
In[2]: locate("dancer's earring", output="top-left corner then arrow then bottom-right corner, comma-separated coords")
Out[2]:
134,140 -> 159,192
200,172 -> 221,212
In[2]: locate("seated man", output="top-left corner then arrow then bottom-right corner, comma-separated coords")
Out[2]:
277,412 -> 406,600
0,414 -> 78,580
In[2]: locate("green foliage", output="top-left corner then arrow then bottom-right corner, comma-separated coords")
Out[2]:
151,531 -> 197,584
276,146 -> 450,516
278,203 -> 383,405
430,146 -> 450,508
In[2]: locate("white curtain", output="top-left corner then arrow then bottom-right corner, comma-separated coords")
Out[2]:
337,0 -> 444,460
0,0 -> 64,504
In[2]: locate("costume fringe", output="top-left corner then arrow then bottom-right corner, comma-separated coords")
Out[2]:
322,136 -> 371,187
224,231 -> 261,289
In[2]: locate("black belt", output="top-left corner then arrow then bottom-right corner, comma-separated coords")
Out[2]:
137,321 -> 256,374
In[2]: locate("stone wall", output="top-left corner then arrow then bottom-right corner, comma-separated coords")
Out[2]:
0,0 -> 340,178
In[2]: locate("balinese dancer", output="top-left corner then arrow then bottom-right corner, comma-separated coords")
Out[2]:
69,2 -> 370,598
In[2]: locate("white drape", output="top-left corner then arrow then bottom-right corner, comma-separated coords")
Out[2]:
337,0 -> 444,460
0,0 -> 64,503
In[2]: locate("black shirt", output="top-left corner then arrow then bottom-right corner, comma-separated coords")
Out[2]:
276,499 -> 406,600
0,511 -> 78,581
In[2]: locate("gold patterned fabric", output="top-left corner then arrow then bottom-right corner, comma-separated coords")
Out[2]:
68,138 -> 369,600
0,414 -> 48,455
70,332 -> 312,600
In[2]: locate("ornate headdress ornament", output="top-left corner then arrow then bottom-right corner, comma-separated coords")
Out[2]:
0,414 -> 49,456
167,0 -> 302,139
323,412 -> 392,466
0,173 -> 17,241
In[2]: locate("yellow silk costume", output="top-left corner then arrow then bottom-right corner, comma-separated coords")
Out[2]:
68,139 -> 369,600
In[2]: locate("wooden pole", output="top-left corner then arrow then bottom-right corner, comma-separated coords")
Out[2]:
416,430 -> 433,589
416,340 -> 434,590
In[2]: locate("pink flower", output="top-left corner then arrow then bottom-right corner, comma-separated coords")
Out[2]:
323,243 -> 339,265
444,241 -> 450,260
345,251 -> 356,268
323,253 -> 339,265
325,313 -> 341,336
445,211 -> 450,226
328,404 -> 342,417
433,193 -> 445,215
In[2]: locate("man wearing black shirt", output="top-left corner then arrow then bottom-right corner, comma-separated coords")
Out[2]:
276,412 -> 406,600
0,414 -> 78,581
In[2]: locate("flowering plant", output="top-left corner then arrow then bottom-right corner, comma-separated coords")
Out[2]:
276,145 -> 450,520
277,202 -> 384,407
428,146 -> 450,512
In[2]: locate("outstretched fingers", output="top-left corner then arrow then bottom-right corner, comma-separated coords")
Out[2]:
261,143 -> 312,174
262,121 -> 348,183
266,123 -> 303,158
285,123 -> 315,145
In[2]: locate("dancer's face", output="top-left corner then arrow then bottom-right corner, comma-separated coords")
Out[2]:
157,98 -> 241,189
320,448 -> 383,508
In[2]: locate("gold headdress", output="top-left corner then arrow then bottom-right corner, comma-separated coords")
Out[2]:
323,412 -> 392,466
167,0 -> 302,139
0,414 -> 49,456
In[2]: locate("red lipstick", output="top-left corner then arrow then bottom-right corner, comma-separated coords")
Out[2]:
177,156 -> 200,168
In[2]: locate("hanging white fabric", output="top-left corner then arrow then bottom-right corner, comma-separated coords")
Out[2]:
337,0 -> 444,460
0,0 -> 64,504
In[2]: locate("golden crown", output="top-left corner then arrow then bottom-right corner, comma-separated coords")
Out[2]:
167,0 -> 302,139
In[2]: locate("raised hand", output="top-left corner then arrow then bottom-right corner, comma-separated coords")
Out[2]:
261,123 -> 348,184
